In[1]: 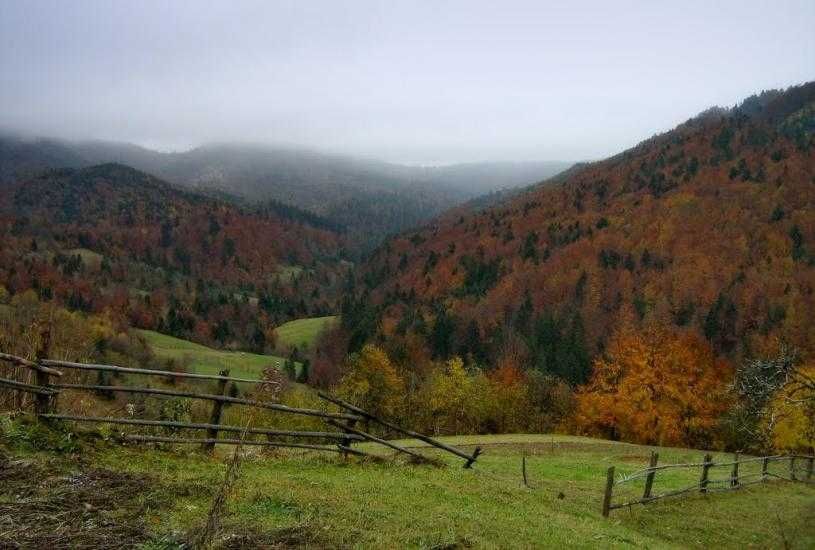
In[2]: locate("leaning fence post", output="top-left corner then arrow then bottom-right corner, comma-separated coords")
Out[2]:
34,327 -> 53,421
203,370 -> 230,453
602,466 -> 615,517
339,418 -> 358,458
699,454 -> 713,494
642,451 -> 659,500
731,453 -> 740,488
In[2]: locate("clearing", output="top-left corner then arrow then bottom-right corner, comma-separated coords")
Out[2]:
136,329 -> 286,381
274,315 -> 338,351
1,425 -> 812,549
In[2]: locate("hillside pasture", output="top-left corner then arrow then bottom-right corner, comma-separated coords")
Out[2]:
135,329 -> 286,382
3,424 -> 810,549
274,315 -> 338,351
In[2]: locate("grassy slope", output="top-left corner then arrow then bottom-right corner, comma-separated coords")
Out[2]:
136,329 -> 285,381
274,315 -> 338,350
76,433 -> 815,548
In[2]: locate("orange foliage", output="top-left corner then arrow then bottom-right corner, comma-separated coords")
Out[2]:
573,326 -> 732,447
364,84 -> 815,368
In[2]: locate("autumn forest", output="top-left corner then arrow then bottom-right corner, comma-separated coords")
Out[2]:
1,82 -> 814,458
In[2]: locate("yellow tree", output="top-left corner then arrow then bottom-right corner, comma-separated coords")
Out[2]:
765,363 -> 815,451
573,326 -> 732,447
420,356 -> 473,435
337,344 -> 405,420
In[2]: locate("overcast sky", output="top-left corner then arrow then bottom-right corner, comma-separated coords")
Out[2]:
1,1 -> 813,164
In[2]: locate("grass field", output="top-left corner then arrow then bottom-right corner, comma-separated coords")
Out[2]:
135,329 -> 286,381
274,315 -> 338,350
65,247 -> 104,264
2,424 -> 811,548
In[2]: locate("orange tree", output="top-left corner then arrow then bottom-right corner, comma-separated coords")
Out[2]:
573,326 -> 732,448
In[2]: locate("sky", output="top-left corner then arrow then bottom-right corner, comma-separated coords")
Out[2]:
1,1 -> 813,165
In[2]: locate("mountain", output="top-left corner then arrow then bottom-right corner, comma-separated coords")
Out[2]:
0,134 -> 86,183
357,82 -> 815,382
0,136 -> 571,252
0,163 -> 349,350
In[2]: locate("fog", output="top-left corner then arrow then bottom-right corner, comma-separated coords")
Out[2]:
1,0 -> 813,164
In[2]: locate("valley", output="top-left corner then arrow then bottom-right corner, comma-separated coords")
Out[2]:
0,3 -> 813,543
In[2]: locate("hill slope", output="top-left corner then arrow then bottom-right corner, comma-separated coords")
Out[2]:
0,163 -> 348,350
360,83 -> 815,377
0,137 -> 571,251
2,424 -> 812,548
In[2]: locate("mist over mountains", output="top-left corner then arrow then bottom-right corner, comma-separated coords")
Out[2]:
0,133 -> 571,249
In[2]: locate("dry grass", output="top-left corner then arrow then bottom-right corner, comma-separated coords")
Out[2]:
0,454 -> 161,548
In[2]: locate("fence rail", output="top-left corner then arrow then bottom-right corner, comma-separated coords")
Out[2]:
602,450 -> 815,517
0,344 -> 480,467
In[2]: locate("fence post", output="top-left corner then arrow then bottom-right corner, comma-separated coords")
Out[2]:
807,457 -> 814,481
789,456 -> 796,481
699,454 -> 713,494
731,453 -> 739,488
762,457 -> 769,478
642,451 -> 659,500
602,466 -> 615,517
34,327 -> 53,421
339,418 -> 358,458
203,370 -> 230,453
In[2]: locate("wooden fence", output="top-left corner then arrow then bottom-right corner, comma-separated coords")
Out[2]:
0,345 -> 481,468
602,450 -> 815,517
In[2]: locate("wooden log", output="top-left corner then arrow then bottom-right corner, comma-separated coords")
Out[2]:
731,453 -> 740,488
204,370 -> 230,453
0,376 -> 58,395
52,383 -> 362,421
0,352 -> 63,377
602,466 -> 615,518
317,391 -> 480,466
37,413 -> 363,440
642,451 -> 659,499
42,359 -> 263,384
339,418 -> 358,458
464,447 -> 482,469
324,418 -> 432,463
34,328 -> 54,418
699,454 -> 713,493
122,434 -> 371,456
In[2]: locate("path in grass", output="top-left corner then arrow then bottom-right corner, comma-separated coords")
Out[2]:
135,329 -> 286,381
274,315 -> 338,350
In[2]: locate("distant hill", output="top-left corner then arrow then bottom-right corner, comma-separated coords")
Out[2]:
358,82 -> 815,381
413,160 -> 573,195
0,163 -> 348,350
0,136 -> 571,251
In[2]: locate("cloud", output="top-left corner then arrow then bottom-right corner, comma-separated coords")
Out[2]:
1,0 -> 813,163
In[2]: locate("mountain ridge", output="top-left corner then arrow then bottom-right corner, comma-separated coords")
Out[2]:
356,82 -> 815,380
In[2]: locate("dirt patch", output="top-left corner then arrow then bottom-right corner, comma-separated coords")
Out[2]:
0,454 -> 164,549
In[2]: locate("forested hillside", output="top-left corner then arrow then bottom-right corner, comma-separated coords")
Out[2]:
0,163 -> 349,351
314,83 -> 815,449
0,138 -> 570,252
